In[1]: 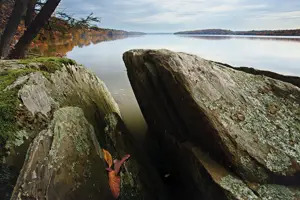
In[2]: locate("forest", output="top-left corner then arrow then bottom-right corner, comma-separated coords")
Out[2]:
0,0 -> 132,59
175,28 -> 300,36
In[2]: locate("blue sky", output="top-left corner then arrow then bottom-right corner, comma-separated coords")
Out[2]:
59,0 -> 300,32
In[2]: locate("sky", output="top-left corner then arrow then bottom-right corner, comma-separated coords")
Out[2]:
59,0 -> 300,33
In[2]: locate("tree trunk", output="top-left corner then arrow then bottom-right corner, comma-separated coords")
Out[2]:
25,0 -> 37,27
9,0 -> 61,59
0,0 -> 29,58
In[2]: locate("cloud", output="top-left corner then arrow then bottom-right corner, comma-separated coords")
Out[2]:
126,12 -> 195,24
122,0 -> 266,25
255,11 -> 300,20
204,4 -> 266,12
59,0 -> 300,32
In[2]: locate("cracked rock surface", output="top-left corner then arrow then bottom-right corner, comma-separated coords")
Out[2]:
1,58 -> 165,200
123,49 -> 300,200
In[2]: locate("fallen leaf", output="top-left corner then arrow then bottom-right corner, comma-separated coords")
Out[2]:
102,149 -> 131,199
103,149 -> 113,168
108,170 -> 121,199
114,154 -> 130,174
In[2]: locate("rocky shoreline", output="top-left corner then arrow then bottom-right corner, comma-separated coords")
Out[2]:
0,58 -> 164,200
0,50 -> 299,200
123,49 -> 300,200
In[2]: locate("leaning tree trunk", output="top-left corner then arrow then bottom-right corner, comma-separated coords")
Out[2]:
9,0 -> 61,59
25,0 -> 37,27
0,0 -> 29,58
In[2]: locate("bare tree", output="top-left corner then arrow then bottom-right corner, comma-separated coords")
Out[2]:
9,0 -> 61,59
0,0 -> 29,58
57,11 -> 101,28
24,0 -> 38,27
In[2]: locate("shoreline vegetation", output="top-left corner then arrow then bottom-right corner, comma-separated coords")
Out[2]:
0,0 -> 145,58
28,22 -> 144,57
174,28 -> 300,36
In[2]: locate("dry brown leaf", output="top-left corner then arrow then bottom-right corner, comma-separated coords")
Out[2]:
114,154 -> 130,174
108,171 -> 121,199
103,149 -> 113,168
103,149 -> 131,199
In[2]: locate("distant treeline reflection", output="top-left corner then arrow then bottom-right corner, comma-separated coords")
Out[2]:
29,29 -> 133,57
179,35 -> 300,42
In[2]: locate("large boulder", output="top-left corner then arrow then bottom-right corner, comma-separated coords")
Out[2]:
0,58 -> 165,200
11,107 -> 112,200
123,49 -> 300,200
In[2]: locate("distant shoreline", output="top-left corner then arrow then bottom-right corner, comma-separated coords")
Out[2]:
174,29 -> 300,36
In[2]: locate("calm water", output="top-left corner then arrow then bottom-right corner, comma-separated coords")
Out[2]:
65,34 -> 300,140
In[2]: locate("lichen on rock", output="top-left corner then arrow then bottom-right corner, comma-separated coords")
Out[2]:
220,175 -> 259,200
1,57 -> 155,200
11,107 -> 111,200
123,49 -> 300,200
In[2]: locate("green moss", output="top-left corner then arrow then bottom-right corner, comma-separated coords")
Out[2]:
18,57 -> 76,73
0,57 -> 76,149
0,68 -> 37,147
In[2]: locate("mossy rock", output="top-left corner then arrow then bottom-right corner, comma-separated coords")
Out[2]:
0,58 -> 82,200
1,57 -> 156,200
17,57 -> 76,73
0,58 -> 76,152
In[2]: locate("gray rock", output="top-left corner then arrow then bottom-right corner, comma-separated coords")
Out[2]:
10,107 -> 112,200
4,75 -> 29,91
18,72 -> 55,116
0,58 -> 163,200
123,49 -> 300,199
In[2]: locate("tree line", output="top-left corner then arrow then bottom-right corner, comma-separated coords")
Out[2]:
0,0 -> 61,59
175,29 -> 300,36
0,0 -> 101,59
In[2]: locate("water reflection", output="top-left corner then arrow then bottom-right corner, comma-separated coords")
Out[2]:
29,30 -> 131,57
178,34 -> 300,43
30,34 -> 300,143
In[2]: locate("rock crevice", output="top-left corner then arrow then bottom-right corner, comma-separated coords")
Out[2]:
0,58 -> 165,200
123,49 -> 300,200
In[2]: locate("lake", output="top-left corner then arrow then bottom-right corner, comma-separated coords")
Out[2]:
60,34 -> 300,141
